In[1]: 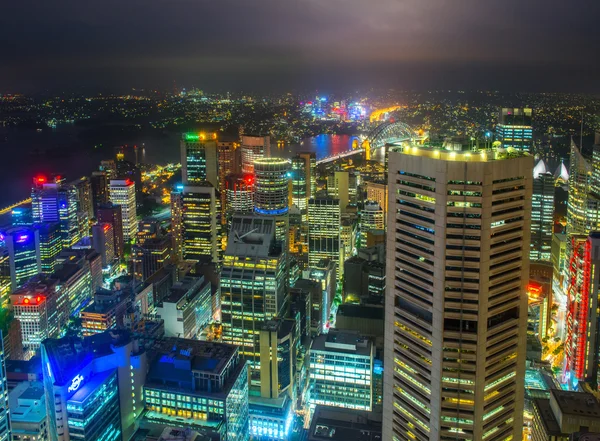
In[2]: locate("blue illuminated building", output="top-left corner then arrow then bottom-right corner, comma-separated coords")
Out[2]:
2,227 -> 41,289
41,330 -> 148,441
143,338 -> 249,441
495,107 -> 533,152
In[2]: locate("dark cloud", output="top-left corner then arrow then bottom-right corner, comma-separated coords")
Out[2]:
2,0 -> 599,93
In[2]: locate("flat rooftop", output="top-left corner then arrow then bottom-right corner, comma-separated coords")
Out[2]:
311,330 -> 372,357
551,389 -> 600,418
309,405 -> 381,441
534,398 -> 562,436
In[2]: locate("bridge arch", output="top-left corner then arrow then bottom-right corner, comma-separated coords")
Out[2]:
362,121 -> 419,159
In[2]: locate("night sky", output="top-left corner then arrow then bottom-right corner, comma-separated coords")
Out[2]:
2,0 -> 600,93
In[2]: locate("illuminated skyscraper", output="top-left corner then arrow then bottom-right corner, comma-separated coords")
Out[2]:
365,180 -> 388,225
181,132 -> 219,187
170,190 -> 183,261
241,135 -> 270,174
91,223 -> 115,266
182,184 -> 220,263
384,146 -> 532,441
567,141 -> 593,235
109,179 -> 137,242
3,227 -> 41,289
298,152 -> 316,200
90,171 -> 109,215
308,198 -> 341,273
69,176 -> 94,220
290,156 -> 308,214
225,174 -> 254,225
495,107 -> 533,152
0,250 -> 10,309
218,140 -> 240,190
37,222 -> 62,274
531,160 -> 555,261
96,203 -> 124,257
327,171 -> 350,213
221,216 -> 286,370
360,201 -> 384,248
0,332 -> 9,441
254,158 -> 290,216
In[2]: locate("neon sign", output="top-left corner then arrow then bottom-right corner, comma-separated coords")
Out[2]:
68,374 -> 84,393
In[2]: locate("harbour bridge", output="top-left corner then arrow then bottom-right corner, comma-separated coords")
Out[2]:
316,120 -> 427,165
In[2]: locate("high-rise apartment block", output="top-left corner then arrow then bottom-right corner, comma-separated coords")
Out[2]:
109,179 -> 137,242
384,146 -> 533,441
495,107 -> 533,152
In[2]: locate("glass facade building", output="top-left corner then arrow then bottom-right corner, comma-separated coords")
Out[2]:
181,185 -> 220,264
309,331 -> 373,411
3,227 -> 41,289
307,198 -> 341,272
181,133 -> 218,187
531,160 -> 555,261
108,180 -> 137,242
37,222 -> 62,273
241,135 -> 270,175
253,158 -> 290,216
495,107 -> 533,152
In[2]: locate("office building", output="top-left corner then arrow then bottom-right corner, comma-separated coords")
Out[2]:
366,180 -> 388,224
531,160 -> 555,261
360,201 -> 384,248
11,207 -> 32,227
69,176 -> 94,220
308,198 -> 341,273
532,390 -> 600,440
290,156 -> 308,214
8,381 -> 47,441
297,152 -> 316,201
11,278 -> 69,356
143,338 -> 249,441
90,171 -> 109,215
80,288 -> 130,336
92,223 -> 115,267
134,236 -> 172,281
3,227 -> 41,289
221,216 -> 286,368
0,250 -> 10,309
181,132 -> 219,187
218,140 -> 240,188
495,107 -> 533,152
52,261 -> 93,317
293,279 -> 322,336
567,141 -> 597,235
181,185 -> 220,264
259,319 -> 296,400
327,171 -> 350,213
109,179 -> 137,242
37,222 -> 62,274
170,190 -> 183,261
253,158 -> 290,216
96,203 -> 124,257
225,174 -> 254,224
308,406 -> 382,441
115,153 -> 143,202
241,135 -> 270,174
309,330 -> 374,411
303,261 -> 337,332
384,145 -> 533,440
155,275 -> 212,339
0,333 -> 9,441
42,330 -> 147,441
563,233 -> 600,387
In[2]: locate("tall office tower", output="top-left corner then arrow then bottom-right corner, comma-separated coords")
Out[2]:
170,190 -> 183,261
254,158 -> 290,216
309,330 -> 374,411
99,159 -> 116,180
0,250 -> 10,309
109,179 -> 137,242
42,330 -> 147,441
182,184 -> 220,263
567,141 -> 593,235
221,216 -> 286,371
3,227 -> 41,289
90,171 -> 109,215
366,180 -> 388,225
308,198 -> 341,272
298,152 -> 316,200
360,201 -> 384,248
254,158 -> 291,245
290,156 -> 308,215
563,233 -> 600,388
495,107 -> 533,152
134,236 -> 171,281
115,152 -> 143,202
384,146 -> 533,441
327,171 -> 350,213
69,176 -> 94,220
241,135 -> 270,174
531,160 -> 555,261
225,174 -> 254,224
144,338 -> 249,441
37,222 -> 62,273
31,176 -> 81,247
340,216 -> 356,260
0,332 -> 9,441
181,132 -> 218,187
218,140 -> 240,190
96,203 -> 124,257
91,223 -> 115,266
